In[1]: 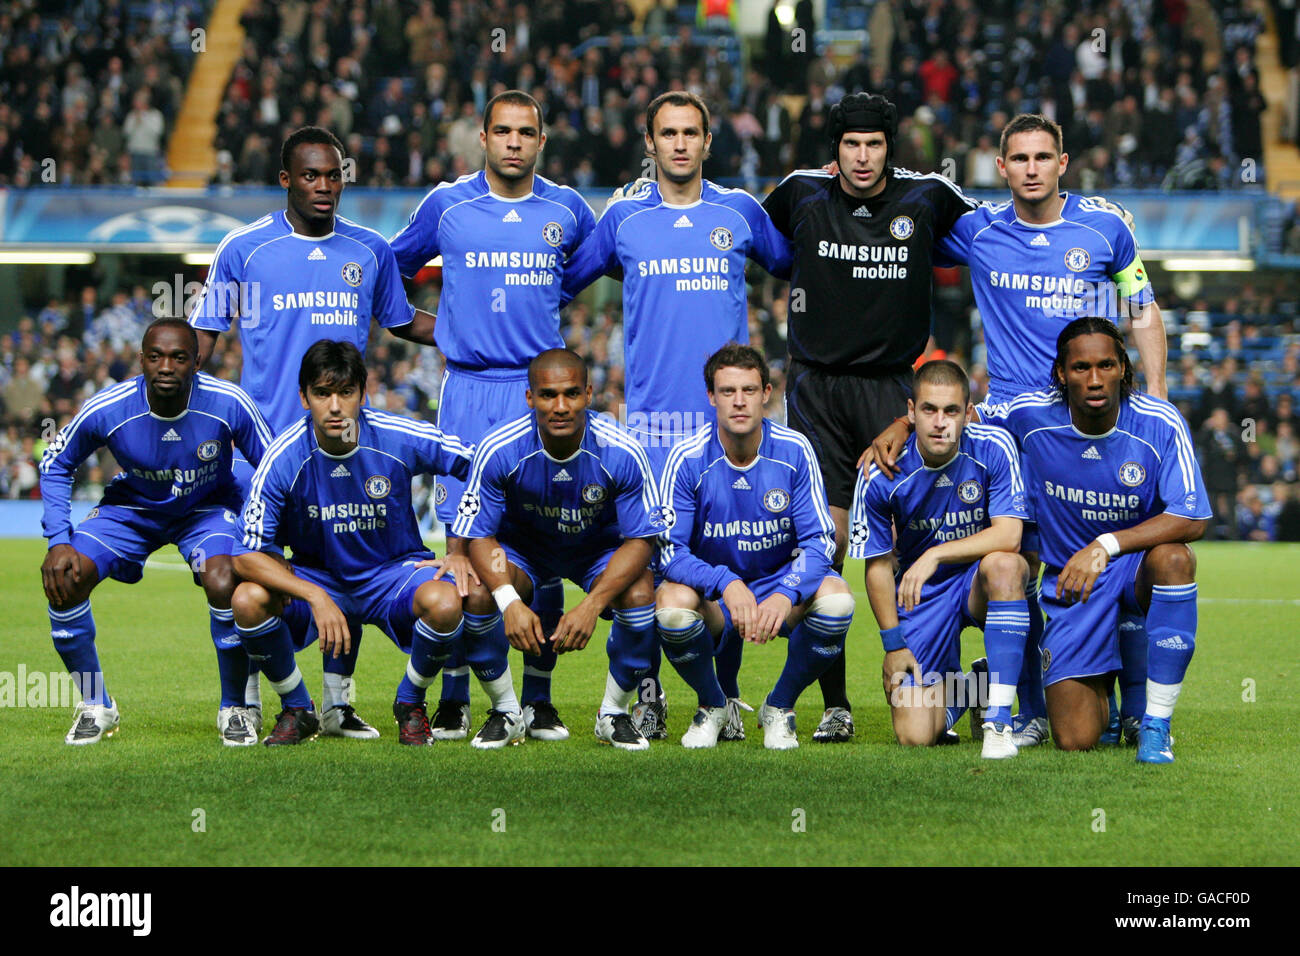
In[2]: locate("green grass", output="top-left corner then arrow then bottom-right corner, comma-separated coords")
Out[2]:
1,540 -> 1296,866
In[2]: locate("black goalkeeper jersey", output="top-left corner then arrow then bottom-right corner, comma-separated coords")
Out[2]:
763,167 -> 978,373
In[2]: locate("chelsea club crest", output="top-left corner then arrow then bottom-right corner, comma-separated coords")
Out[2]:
709,226 -> 733,251
763,488 -> 790,513
1118,461 -> 1146,487
958,480 -> 982,504
197,440 -> 221,461
582,483 -> 607,504
889,216 -> 914,240
434,483 -> 448,505
1064,247 -> 1091,272
364,475 -> 391,499
542,222 -> 564,247
341,261 -> 364,286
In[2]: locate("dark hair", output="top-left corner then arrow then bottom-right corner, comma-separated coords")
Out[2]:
528,348 -> 588,389
483,90 -> 544,133
914,359 -> 970,405
1053,317 -> 1134,397
704,342 -> 770,392
298,339 -> 367,394
646,90 -> 711,138
281,126 -> 345,173
999,113 -> 1063,157
142,317 -> 199,358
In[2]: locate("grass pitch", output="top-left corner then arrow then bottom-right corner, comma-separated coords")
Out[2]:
1,540 -> 1295,866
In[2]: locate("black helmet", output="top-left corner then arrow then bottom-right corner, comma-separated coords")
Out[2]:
828,92 -> 898,149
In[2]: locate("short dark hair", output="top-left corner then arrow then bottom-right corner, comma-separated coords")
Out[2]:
528,348 -> 588,389
299,339 -> 367,395
1053,317 -> 1134,397
704,342 -> 769,392
281,126 -> 345,173
914,359 -> 970,405
483,90 -> 544,133
142,317 -> 199,358
999,113 -> 1063,157
646,90 -> 711,138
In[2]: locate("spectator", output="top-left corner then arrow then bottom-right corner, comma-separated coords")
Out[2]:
122,90 -> 166,184
1198,406 -> 1244,539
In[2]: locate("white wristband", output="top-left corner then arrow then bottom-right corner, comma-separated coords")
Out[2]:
492,584 -> 522,614
1095,533 -> 1121,558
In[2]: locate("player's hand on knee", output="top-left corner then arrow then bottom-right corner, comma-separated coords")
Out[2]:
41,544 -> 81,606
1058,544 -> 1108,604
722,579 -> 758,643
861,418 -> 911,478
504,602 -> 544,655
308,593 -> 351,658
881,648 -> 921,701
753,593 -> 793,644
551,602 -> 598,653
425,553 -> 479,597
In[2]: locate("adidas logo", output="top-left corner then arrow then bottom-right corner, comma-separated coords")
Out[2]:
330,464 -> 350,478
1031,233 -> 1049,247
852,206 -> 871,218
1082,446 -> 1102,460
308,247 -> 326,260
673,214 -> 692,228
501,209 -> 522,223
161,428 -> 181,441
552,468 -> 573,482
935,474 -> 952,487
732,476 -> 751,490
1156,634 -> 1190,650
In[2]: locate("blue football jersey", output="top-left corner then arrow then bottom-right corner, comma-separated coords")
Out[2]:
560,180 -> 792,441
188,211 -> 415,433
389,171 -> 596,371
996,389 -> 1212,569
40,373 -> 273,545
659,419 -> 836,605
849,423 -> 1029,589
237,407 -> 472,581
450,410 -> 661,563
936,194 -> 1155,401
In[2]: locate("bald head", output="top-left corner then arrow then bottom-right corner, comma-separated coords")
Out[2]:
528,348 -> 588,389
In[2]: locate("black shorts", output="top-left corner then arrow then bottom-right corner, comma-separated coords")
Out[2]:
785,358 -> 912,509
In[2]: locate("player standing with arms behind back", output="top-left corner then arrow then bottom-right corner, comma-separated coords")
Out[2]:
561,90 -> 792,741
762,92 -> 978,742
189,126 -> 434,741
390,91 -> 596,743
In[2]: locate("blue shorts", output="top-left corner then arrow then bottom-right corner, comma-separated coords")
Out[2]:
436,364 -> 531,526
1039,551 -> 1143,686
281,553 -> 457,653
896,561 -> 980,687
501,542 -> 612,597
72,502 -> 241,585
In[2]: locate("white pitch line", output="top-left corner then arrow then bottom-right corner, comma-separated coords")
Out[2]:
1200,598 -> 1300,606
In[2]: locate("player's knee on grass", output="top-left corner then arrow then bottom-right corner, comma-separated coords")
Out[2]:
414,579 -> 463,630
231,581 -> 276,627
979,551 -> 1028,600
891,697 -> 944,747
655,606 -> 702,632
198,555 -> 237,606
1145,543 -> 1196,585
655,580 -> 702,612
806,582 -> 854,617
1046,680 -> 1108,750
614,568 -> 656,609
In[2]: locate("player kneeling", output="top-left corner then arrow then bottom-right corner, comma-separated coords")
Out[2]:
994,319 -> 1208,763
454,350 -> 663,751
230,341 -> 507,746
39,319 -> 272,745
850,360 -> 1031,757
656,345 -> 853,750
